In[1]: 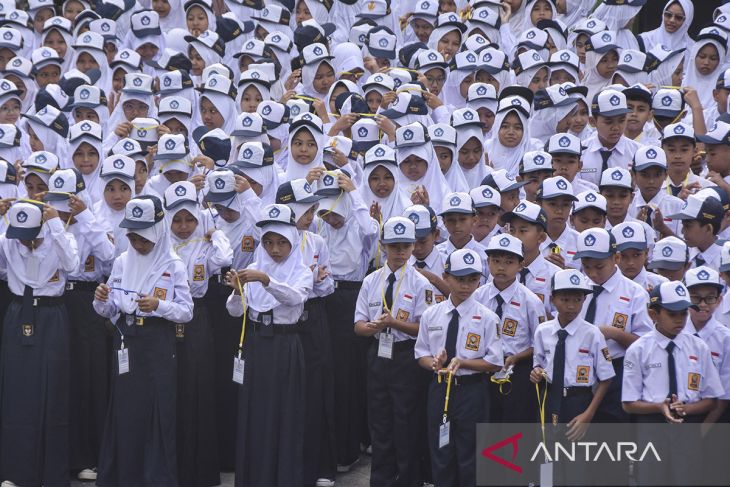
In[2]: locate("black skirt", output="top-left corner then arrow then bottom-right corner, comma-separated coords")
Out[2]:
66,286 -> 112,471
0,300 -> 70,487
235,321 -> 306,487
177,299 -> 220,487
97,316 -> 177,487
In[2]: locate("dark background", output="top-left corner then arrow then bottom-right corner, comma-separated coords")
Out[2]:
637,0 -> 724,39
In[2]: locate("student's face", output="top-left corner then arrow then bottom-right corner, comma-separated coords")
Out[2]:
681,220 -> 711,248
76,52 -> 99,73
164,118 -> 188,136
519,170 -> 551,202
475,70 -> 500,92
200,97 -> 224,129
0,98 -> 20,124
594,114 -> 627,146
189,47 -> 204,75
319,210 -> 345,229
617,248 -> 647,280
721,271 -> 730,287
459,74 -> 474,99
262,231 -> 292,262
296,204 -> 317,230
498,112 -> 524,148
103,179 -> 132,211
186,6 -> 209,36
290,128 -> 318,165
36,65 -> 61,88
488,251 -> 522,285
328,85 -> 348,113
705,144 -> 730,175
570,208 -> 606,233
695,44 -> 720,76
123,99 -> 150,121
339,68 -> 364,85
458,137 -> 483,170
508,219 -> 544,253
240,85 -> 264,113
423,68 -> 446,96
313,62 -> 335,95
634,166 -> 665,199
163,169 -> 188,184
136,43 -> 159,62
444,273 -> 481,303
688,284 -> 721,323
596,50 -> 619,79
551,154 -> 581,181
477,108 -> 495,134
384,242 -> 414,268
551,291 -> 586,323
215,204 -> 240,223
63,0 -> 84,20
128,232 -> 155,254
399,155 -> 429,181
434,146 -> 453,174
713,88 -> 730,115
671,58 -> 684,86
365,91 -> 383,113
25,173 -> 48,199
581,256 -> 616,285
0,48 -> 14,70
650,307 -> 688,337
662,138 -> 694,171
626,100 -> 652,134
437,30 -> 461,62
439,0 -> 457,13
574,34 -> 589,64
254,25 -> 269,41
412,18 -> 434,43
72,142 -> 100,175
171,209 -> 199,240
500,189 -> 520,212
663,1 -> 686,34
27,126 -> 43,152
601,187 -> 632,220
112,68 -> 126,92
367,164 -> 395,198
530,0 -> 553,25
528,67 -> 549,93
44,30 -> 68,59
541,196 -> 572,226
153,0 -> 172,17
134,160 -> 148,194
550,69 -> 575,86
443,213 -> 476,241
567,101 -> 589,135
656,266 -> 686,282
414,231 -> 437,260
238,55 -> 254,73
473,205 -> 501,240
104,41 -> 118,64
295,0 -> 312,25
74,107 -> 100,123
33,7 -> 54,33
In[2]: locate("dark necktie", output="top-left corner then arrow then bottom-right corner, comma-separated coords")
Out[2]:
519,268 -> 529,285
445,309 -> 459,366
384,272 -> 396,313
670,184 -> 682,197
643,206 -> 654,228
548,329 -> 569,416
584,285 -> 604,324
22,284 -> 33,328
495,294 -> 505,320
415,260 -> 427,269
694,255 -> 706,267
666,341 -> 677,398
599,149 -> 613,174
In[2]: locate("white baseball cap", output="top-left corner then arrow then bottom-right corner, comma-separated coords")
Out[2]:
573,190 -> 607,214
444,248 -> 483,276
551,268 -> 592,293
381,216 -> 416,244
575,228 -> 617,260
685,266 -> 724,291
440,192 -> 475,216
6,202 -> 44,240
599,167 -> 632,190
486,234 -> 524,259
649,281 -> 697,311
649,236 -> 689,271
611,221 -> 647,251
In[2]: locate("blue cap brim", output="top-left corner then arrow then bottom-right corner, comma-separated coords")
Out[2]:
353,140 -> 379,153
501,212 -> 547,230
204,190 -> 237,203
653,109 -> 681,119
655,300 -> 698,311
633,162 -> 666,172
594,107 -> 630,117
414,228 -> 433,238
368,47 -> 396,60
445,268 -> 483,277
119,218 -> 156,229
648,259 -> 686,271
574,250 -> 613,260
5,225 -> 41,240
617,242 -> 647,251
381,237 -> 416,244
696,134 -> 730,145
379,108 -> 404,119
439,208 -> 475,216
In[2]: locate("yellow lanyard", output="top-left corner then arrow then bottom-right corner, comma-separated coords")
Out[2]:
235,276 -> 248,357
536,381 -> 548,448
375,214 -> 383,269
300,230 -> 308,252
490,369 -> 513,395
173,237 -> 209,252
316,186 -> 344,234
380,264 -> 406,316
442,371 -> 453,423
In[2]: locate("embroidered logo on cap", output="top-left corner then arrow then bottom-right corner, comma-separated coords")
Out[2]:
674,125 -> 685,135
499,237 -> 510,247
584,234 -> 596,247
623,53 -> 632,63
12,58 -> 21,67
242,148 -> 253,159
403,129 -> 414,141
532,52 -> 541,61
482,187 -> 493,198
358,127 -> 368,137
323,174 -> 334,186
165,139 -> 176,151
646,149 -> 657,159
476,85 -> 487,96
242,117 -> 253,127
268,207 -> 280,218
601,32 -> 611,42
585,192 -> 597,202
558,136 -> 571,148
80,122 -> 93,132
131,206 -> 143,218
250,71 -> 260,79
374,147 -> 385,157
408,212 -> 419,224
79,88 -> 91,99
313,46 -> 323,56
113,158 -> 125,169
261,105 -> 272,116
556,179 -> 568,190
120,50 -> 129,59
163,76 -> 172,87
82,34 -> 92,43
137,128 -> 147,137
2,31 -> 12,41
53,177 -> 64,188
609,95 -> 620,106
697,270 -> 710,280
534,155 -> 545,165
214,178 -> 225,190
175,185 -> 186,197
463,252 -> 475,265
132,77 -> 142,87
427,52 -> 437,61
675,284 -> 686,296
466,53 -> 476,63
463,111 -> 474,120
35,154 -> 47,164
514,202 -> 527,212
560,52 -> 570,61
611,169 -> 623,181
662,246 -> 673,257
169,100 -> 180,110
16,210 -> 27,223
393,222 -> 406,235
449,195 -> 461,206
433,127 -> 444,137
527,31 -> 536,39
570,274 -> 581,285
661,96 -> 672,107
484,52 -> 492,62
271,34 -> 281,43
140,15 -> 150,26
622,226 -> 635,238
378,38 -> 388,48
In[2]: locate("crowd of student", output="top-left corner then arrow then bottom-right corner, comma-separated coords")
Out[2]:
0,0 -> 729,486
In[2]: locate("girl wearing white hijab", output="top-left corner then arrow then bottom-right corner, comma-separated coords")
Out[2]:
92,195 -> 193,487
198,82 -> 237,134
155,0 -> 187,32
648,45 -> 686,88
41,18 -> 74,70
520,0 -> 556,32
69,35 -> 111,94
396,136 -> 449,213
164,181 -> 232,487
430,124 -> 470,193
582,34 -> 620,103
362,146 -> 412,226
284,114 -> 326,180
453,113 -> 490,189
3,56 -> 38,114
639,0 -> 694,52
427,16 -> 464,63
105,73 -> 158,149
225,204 -> 313,487
69,123 -> 104,199
333,42 -> 366,85
94,154 -> 137,258
682,32 -> 728,113
300,55 -> 337,99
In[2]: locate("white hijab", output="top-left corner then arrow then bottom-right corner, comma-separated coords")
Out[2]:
69,137 -> 103,201
93,174 -> 136,257
284,125 -> 324,180
317,191 -> 366,276
397,142 -> 448,213
455,125 -> 489,189
639,0 -> 694,52
592,2 -> 640,50
682,38 -> 727,111
438,144 -> 469,193
362,161 -> 411,222
583,49 -> 618,103
200,92 -> 237,134
301,59 -> 335,98
485,108 -> 534,178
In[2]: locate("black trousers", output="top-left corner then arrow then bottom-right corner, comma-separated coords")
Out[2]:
426,375 -> 488,487
595,357 -> 628,423
177,301 -> 220,487
0,301 -> 70,487
489,360 -> 538,423
367,340 -> 428,487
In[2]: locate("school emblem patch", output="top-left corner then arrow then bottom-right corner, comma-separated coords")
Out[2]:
396,309 -> 410,321
22,324 -> 33,336
612,313 -> 628,330
176,323 -> 185,338
241,236 -> 255,252
501,319 -> 518,337
435,295 -> 445,303
193,264 -> 205,281
576,365 -> 590,383
602,347 -> 611,361
465,333 -> 480,351
425,289 -> 433,305
84,255 -> 95,273
153,287 -> 168,301
688,372 -> 700,391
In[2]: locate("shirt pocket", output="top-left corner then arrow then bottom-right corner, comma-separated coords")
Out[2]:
394,292 -> 416,322
574,344 -> 595,385
152,273 -> 174,302
607,300 -> 632,331
462,322 -> 486,359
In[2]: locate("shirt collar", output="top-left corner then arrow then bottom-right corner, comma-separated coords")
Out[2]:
554,315 -> 583,336
488,278 -> 518,302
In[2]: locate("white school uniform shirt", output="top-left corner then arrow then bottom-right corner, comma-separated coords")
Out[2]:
713,291 -> 730,327
354,263 -> 432,343
226,272 -> 313,324
522,253 -> 561,317
571,177 -> 599,196
540,226 -> 580,270
630,267 -> 668,293
231,188 -> 265,271
94,256 -> 194,323
686,318 -> 730,401
581,268 -> 653,359
689,242 -> 723,270
179,230 -> 233,298
662,172 -> 713,196
408,248 -> 447,304
628,189 -> 684,240
622,330 -> 724,404
579,134 -> 641,187
473,279 -> 546,357
436,236 -> 489,282
635,123 -> 662,148
300,230 -> 335,299
533,316 -> 616,387
414,295 -> 504,376
0,218 -> 79,296
66,208 -> 116,282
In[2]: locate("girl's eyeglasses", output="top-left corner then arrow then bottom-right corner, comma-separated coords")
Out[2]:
663,10 -> 685,22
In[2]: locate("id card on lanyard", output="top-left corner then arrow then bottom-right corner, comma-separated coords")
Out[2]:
377,266 -> 405,360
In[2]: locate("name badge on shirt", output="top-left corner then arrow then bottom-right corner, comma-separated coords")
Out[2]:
378,332 -> 394,359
